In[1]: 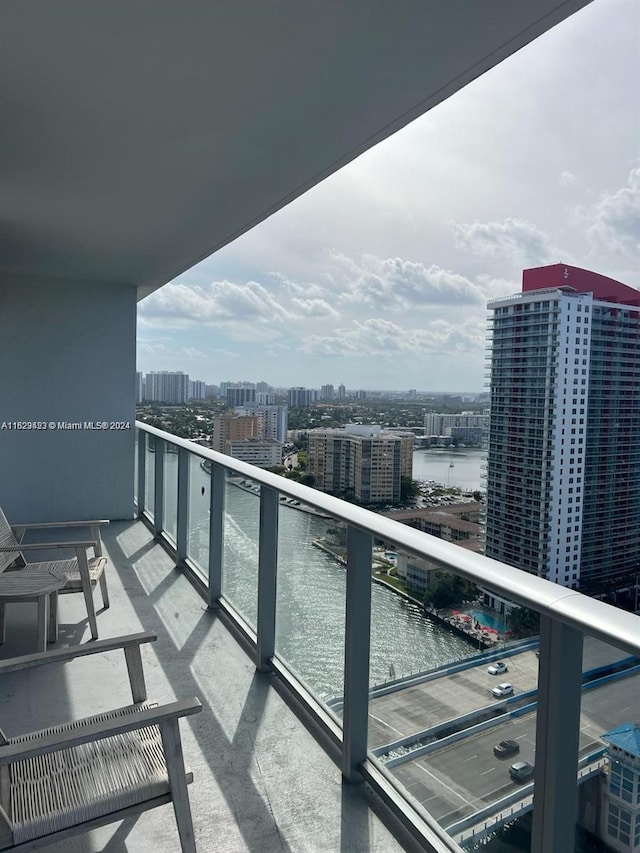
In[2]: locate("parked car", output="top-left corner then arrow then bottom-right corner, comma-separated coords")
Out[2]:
509,761 -> 534,783
494,739 -> 520,758
487,661 -> 508,675
492,682 -> 514,698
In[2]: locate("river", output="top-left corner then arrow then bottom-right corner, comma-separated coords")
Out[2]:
161,449 -> 484,699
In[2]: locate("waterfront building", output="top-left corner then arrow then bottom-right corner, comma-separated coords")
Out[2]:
484,264 -> 640,597
424,412 -> 488,439
144,370 -> 190,404
225,437 -> 283,468
211,414 -> 258,453
234,404 -> 288,443
308,424 -> 412,504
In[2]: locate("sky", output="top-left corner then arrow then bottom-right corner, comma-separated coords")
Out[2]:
137,0 -> 640,393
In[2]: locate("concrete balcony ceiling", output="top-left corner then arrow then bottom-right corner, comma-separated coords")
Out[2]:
2,1 -> 592,299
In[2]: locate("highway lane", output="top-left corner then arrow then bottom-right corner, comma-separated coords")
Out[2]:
389,669 -> 639,828
368,636 -> 632,749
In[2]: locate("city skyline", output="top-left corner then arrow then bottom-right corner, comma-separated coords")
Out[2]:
137,0 -> 639,391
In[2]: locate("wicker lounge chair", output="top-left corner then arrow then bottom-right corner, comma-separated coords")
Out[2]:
0,632 -> 201,851
0,507 -> 108,640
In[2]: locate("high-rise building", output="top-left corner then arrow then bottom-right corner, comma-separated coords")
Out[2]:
308,424 -> 413,504
225,384 -> 256,407
189,379 -> 206,400
211,414 -> 258,453
320,384 -> 335,401
338,384 -> 346,400
235,405 -> 288,443
484,264 -> 640,597
136,371 -> 144,404
144,371 -> 190,404
288,387 -> 315,408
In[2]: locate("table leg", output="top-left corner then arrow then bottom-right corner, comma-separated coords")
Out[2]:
36,594 -> 49,652
48,591 -> 59,643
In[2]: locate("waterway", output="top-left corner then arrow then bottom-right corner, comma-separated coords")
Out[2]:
412,446 -> 485,492
160,450 -> 485,699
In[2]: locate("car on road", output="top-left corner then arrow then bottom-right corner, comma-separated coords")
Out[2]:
487,661 -> 508,675
509,761 -> 534,783
494,739 -> 520,758
492,682 -> 514,698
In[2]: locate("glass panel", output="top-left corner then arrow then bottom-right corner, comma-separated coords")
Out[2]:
275,497 -> 345,707
187,453 -> 210,574
221,474 -> 260,629
163,443 -> 179,543
144,433 -> 155,518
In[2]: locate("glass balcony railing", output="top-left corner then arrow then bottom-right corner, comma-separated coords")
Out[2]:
135,422 -> 640,853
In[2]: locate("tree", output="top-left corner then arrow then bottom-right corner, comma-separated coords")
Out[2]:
423,570 -> 477,609
400,476 -> 421,501
506,606 -> 540,637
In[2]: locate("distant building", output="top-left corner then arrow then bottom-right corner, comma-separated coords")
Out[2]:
484,264 -> 640,597
308,424 -> 412,504
320,384 -> 335,401
144,371 -> 189,404
189,379 -> 206,400
338,384 -> 346,400
211,414 -> 258,453
136,371 -> 144,403
288,387 -> 315,408
234,404 -> 288,443
423,412 -> 488,439
225,384 -> 256,407
225,438 -> 283,468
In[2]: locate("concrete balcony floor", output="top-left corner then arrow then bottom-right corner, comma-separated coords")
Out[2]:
0,519 -> 420,853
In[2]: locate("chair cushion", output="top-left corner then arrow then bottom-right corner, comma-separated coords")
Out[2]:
6,703 -> 170,844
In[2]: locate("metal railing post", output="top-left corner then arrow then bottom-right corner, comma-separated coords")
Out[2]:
153,438 -> 165,536
176,447 -> 190,563
136,429 -> 147,514
256,485 -> 279,672
531,614 -> 583,853
207,462 -> 225,608
342,525 -> 372,783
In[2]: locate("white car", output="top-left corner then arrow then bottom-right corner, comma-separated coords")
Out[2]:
488,661 -> 508,675
492,682 -> 514,698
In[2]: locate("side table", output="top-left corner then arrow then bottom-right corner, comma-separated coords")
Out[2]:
0,571 -> 67,652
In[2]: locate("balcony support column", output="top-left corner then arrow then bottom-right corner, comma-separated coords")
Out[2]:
256,486 -> 279,672
176,447 -> 190,563
531,615 -> 583,853
342,526 -> 372,783
207,463 -> 226,608
136,429 -> 147,514
153,438 -> 165,537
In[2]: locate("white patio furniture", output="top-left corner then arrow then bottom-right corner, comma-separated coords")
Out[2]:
0,632 -> 202,851
0,507 -> 108,640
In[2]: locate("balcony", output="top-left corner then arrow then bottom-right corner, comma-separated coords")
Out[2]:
2,422 -> 639,851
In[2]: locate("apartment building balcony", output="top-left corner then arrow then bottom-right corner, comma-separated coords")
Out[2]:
5,424 -> 638,852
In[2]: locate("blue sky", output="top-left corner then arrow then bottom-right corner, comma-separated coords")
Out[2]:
138,0 -> 639,392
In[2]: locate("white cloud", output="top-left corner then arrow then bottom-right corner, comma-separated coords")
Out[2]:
577,168 -> 640,257
454,218 -> 556,267
559,171 -> 578,188
331,253 -> 485,309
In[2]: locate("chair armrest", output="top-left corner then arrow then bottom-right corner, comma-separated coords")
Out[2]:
0,631 -> 157,674
10,520 -> 110,530
0,698 -> 202,764
0,541 -> 98,551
